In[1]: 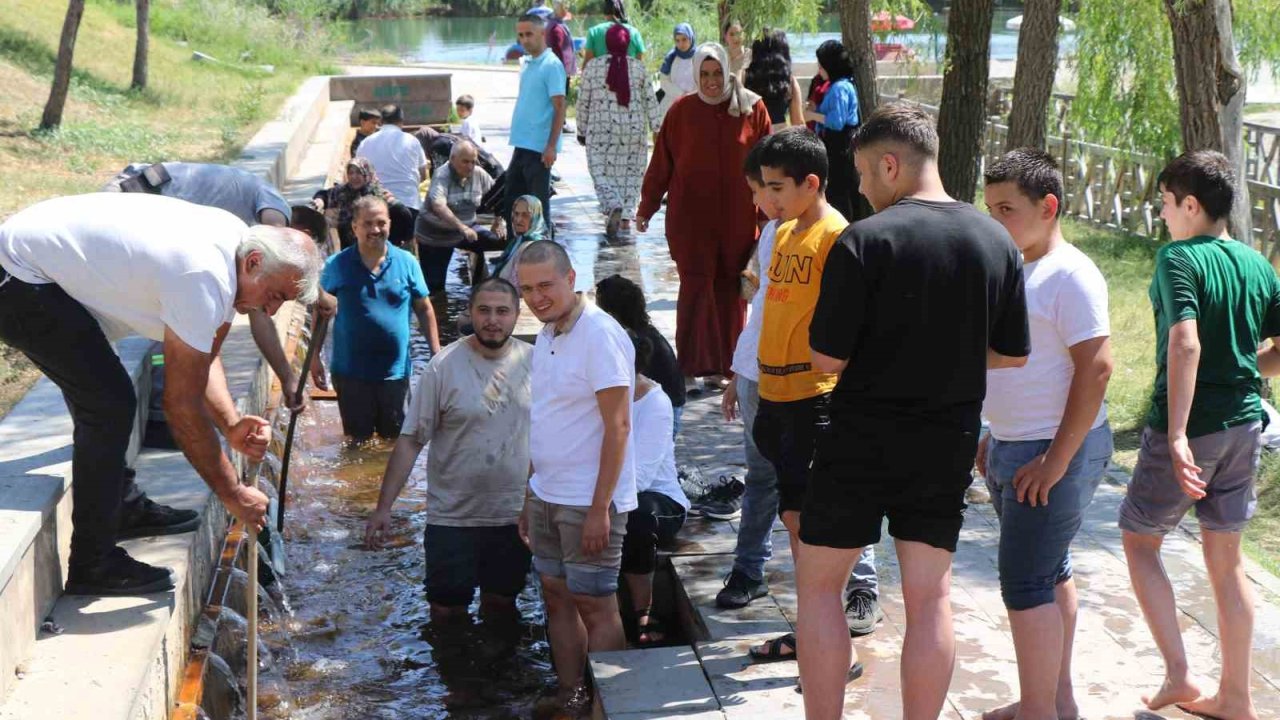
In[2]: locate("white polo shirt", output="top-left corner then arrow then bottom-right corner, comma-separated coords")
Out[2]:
529,300 -> 638,512
356,125 -> 428,210
0,193 -> 241,353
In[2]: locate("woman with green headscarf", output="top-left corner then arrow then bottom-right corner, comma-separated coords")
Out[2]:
492,194 -> 548,283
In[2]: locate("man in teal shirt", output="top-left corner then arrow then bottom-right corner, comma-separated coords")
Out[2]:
1120,150 -> 1280,720
505,12 -> 567,238
319,196 -> 441,442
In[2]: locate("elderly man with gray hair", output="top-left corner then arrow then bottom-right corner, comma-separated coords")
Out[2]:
0,192 -> 323,596
415,138 -> 507,294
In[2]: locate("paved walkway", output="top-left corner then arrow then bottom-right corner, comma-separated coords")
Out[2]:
377,64 -> 1280,719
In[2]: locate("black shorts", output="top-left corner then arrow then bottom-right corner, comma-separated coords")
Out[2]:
752,394 -> 830,515
424,523 -> 531,607
332,375 -> 410,441
800,413 -> 979,552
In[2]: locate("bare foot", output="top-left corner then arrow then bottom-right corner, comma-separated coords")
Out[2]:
1142,676 -> 1202,710
1178,693 -> 1259,720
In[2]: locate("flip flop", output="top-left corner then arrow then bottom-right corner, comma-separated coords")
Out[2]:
795,661 -> 865,694
748,632 -> 796,663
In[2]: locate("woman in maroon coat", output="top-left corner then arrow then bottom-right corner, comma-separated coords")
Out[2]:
636,42 -> 772,388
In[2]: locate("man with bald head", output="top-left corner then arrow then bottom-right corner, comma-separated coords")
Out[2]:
416,138 -> 508,294
515,240 -> 635,715
0,193 -> 323,596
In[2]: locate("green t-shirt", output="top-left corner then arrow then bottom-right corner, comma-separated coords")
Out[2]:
585,21 -> 645,59
1146,235 -> 1280,437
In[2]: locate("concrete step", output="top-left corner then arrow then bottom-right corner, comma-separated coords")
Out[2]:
0,336 -> 152,703
589,646 -> 724,719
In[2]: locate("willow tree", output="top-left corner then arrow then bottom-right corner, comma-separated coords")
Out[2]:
1072,0 -> 1279,245
936,0 -> 995,203
1006,0 -> 1061,149
838,0 -> 879,119
637,0 -> 821,65
1165,0 -> 1250,244
40,0 -> 86,130
132,0 -> 150,91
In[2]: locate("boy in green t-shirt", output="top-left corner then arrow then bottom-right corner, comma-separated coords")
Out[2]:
1120,150 -> 1280,720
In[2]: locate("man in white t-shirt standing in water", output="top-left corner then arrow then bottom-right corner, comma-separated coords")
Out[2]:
0,193 -> 323,596
515,240 -> 637,717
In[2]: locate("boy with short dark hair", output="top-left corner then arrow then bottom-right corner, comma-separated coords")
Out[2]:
980,148 -> 1114,720
1120,149 -> 1280,720
350,107 -> 381,158
745,128 -> 876,679
455,94 -> 484,145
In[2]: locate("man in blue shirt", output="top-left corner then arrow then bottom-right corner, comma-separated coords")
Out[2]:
506,12 -> 567,237
317,196 -> 441,441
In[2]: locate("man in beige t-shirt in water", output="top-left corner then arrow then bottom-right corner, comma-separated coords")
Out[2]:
365,277 -> 533,619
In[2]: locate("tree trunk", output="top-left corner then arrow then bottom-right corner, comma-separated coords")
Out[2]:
131,0 -> 150,91
1164,0 -> 1252,245
838,0 -> 880,119
1006,0 -> 1060,149
40,0 -> 86,131
718,0 -> 731,36
936,0 -> 995,203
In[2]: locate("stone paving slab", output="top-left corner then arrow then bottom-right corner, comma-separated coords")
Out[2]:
671,555 -> 792,642
589,646 -> 720,717
667,517 -> 740,557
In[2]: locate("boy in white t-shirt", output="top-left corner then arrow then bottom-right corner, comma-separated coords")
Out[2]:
978,148 -> 1114,720
456,94 -> 484,145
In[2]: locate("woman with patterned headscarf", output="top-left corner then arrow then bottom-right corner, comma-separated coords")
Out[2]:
312,157 -> 412,250
657,23 -> 698,119
577,23 -> 662,238
637,42 -> 772,389
492,194 -> 548,283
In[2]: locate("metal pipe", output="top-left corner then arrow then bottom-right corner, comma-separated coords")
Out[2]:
247,523 -> 259,720
277,312 -> 330,533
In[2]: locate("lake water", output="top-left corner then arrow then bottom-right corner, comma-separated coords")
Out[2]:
339,11 -> 1074,67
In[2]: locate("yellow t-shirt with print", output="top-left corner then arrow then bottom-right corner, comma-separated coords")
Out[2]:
758,211 -> 849,402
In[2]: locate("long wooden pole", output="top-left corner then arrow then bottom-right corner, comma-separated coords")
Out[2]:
247,522 -> 259,720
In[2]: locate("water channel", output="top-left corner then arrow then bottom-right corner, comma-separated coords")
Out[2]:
338,11 -> 1070,67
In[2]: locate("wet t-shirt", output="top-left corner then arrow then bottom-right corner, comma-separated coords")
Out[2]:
810,198 -> 1029,430
402,338 -> 533,527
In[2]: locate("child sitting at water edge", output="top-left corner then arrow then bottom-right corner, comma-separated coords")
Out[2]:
455,94 -> 485,145
350,107 -> 381,159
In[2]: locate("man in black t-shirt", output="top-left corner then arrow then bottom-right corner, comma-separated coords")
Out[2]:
792,104 -> 1030,719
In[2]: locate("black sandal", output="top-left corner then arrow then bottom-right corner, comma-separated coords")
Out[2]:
636,615 -> 666,646
795,661 -> 865,694
748,632 -> 796,663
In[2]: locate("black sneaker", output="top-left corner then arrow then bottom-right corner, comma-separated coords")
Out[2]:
845,588 -> 883,636
65,547 -> 174,596
693,477 -> 745,520
117,496 -> 201,539
715,570 -> 769,609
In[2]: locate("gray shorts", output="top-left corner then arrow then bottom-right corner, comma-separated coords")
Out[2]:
527,495 -> 628,596
1118,421 -> 1261,534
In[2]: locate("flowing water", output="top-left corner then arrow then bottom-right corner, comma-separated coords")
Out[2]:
338,11 -> 1066,67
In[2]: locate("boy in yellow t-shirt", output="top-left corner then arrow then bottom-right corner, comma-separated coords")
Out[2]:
744,128 -> 879,674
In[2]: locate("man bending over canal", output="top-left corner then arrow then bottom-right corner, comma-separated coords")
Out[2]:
0,193 -> 323,595
365,277 -> 533,619
316,196 -> 441,442
516,240 -> 636,717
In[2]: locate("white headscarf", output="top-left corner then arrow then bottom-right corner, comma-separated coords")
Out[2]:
692,42 -> 761,118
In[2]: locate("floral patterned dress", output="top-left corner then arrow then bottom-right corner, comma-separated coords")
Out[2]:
577,55 -> 663,220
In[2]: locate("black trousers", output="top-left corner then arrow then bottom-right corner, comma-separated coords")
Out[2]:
822,127 -> 873,223
0,270 -> 136,570
504,148 -> 552,235
332,374 -> 410,441
417,223 -> 506,294
621,491 -> 687,574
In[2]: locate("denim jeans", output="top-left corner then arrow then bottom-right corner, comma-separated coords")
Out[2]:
985,423 -> 1113,610
0,271 -> 136,570
731,376 -> 877,596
